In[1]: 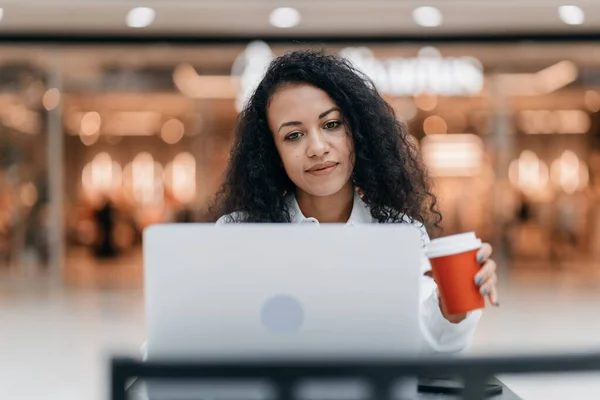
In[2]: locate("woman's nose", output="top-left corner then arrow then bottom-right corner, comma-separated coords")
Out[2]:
306,131 -> 330,157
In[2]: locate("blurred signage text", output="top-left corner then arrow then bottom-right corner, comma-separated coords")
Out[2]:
232,41 -> 484,111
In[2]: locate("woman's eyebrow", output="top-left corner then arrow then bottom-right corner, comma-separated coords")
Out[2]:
319,107 -> 341,119
278,121 -> 302,132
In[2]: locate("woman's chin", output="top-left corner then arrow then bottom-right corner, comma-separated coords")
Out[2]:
298,181 -> 350,198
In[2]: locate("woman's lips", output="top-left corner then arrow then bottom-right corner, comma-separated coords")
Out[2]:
306,163 -> 338,176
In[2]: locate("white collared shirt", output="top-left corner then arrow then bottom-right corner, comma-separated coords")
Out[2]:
217,191 -> 482,354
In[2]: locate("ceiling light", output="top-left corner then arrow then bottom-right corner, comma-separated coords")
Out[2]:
161,119 -> 185,144
126,7 -> 156,28
423,115 -> 448,135
534,60 -> 578,93
43,88 -> 61,111
584,90 -> 600,112
269,7 -> 301,28
421,134 -> 483,177
509,151 -> 549,194
414,94 -> 438,111
80,112 -> 101,136
558,5 -> 584,25
412,6 -> 443,27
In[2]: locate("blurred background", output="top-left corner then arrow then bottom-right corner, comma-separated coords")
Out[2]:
1,0 -> 599,287
2,1 -> 600,399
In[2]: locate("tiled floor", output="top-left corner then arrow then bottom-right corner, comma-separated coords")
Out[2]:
2,252 -> 600,400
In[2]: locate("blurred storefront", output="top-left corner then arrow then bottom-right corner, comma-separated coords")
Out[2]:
1,40 -> 599,283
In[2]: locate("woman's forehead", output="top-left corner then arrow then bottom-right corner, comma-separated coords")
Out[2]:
268,84 -> 338,119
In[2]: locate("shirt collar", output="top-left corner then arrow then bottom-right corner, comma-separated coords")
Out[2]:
286,191 -> 374,225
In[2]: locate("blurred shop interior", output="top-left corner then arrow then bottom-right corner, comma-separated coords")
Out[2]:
1,40 -> 600,286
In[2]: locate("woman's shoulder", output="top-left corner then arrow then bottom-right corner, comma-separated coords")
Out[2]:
215,211 -> 249,224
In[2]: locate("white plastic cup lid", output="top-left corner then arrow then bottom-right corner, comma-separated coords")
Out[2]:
425,232 -> 482,259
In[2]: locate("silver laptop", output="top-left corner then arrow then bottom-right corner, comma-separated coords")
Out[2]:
143,224 -> 423,361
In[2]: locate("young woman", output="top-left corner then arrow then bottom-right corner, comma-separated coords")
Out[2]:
213,49 -> 498,353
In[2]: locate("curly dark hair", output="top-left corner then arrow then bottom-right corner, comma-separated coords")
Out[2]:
211,49 -> 442,233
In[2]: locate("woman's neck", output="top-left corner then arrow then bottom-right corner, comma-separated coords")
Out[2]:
295,183 -> 354,223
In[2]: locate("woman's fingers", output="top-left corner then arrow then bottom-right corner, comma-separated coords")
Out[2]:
477,268 -> 499,307
488,284 -> 499,307
476,243 -> 493,263
474,259 -> 496,286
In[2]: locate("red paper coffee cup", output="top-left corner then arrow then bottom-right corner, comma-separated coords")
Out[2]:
426,232 -> 485,315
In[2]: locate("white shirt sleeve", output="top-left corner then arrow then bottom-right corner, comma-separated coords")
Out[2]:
416,225 -> 482,354
215,212 -> 248,225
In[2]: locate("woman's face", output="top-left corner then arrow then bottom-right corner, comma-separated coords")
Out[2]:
267,84 -> 355,197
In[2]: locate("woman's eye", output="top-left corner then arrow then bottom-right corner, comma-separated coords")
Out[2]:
285,132 -> 302,141
324,121 -> 341,130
